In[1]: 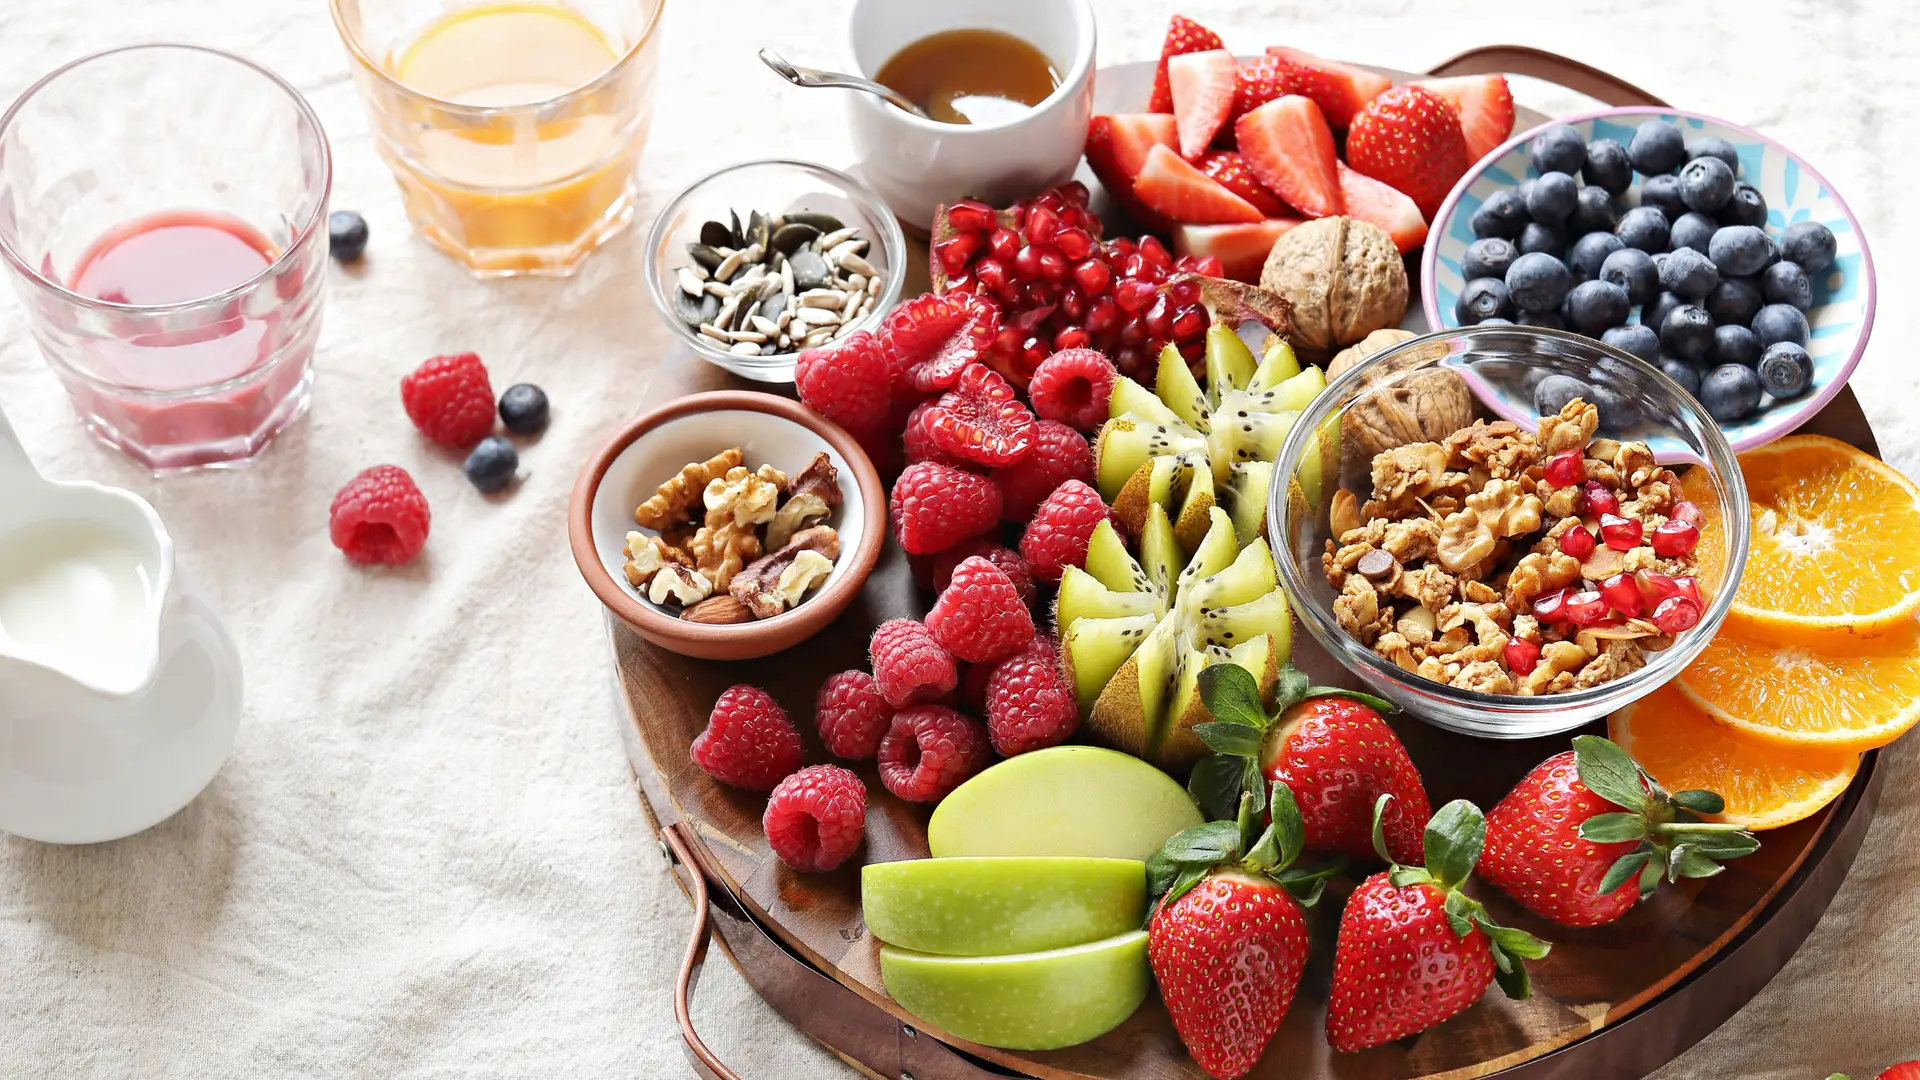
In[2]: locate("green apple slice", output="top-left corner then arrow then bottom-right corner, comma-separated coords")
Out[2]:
928,746 -> 1202,861
880,931 -> 1151,1051
861,857 -> 1146,957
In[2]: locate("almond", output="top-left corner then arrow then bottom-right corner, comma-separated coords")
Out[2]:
681,594 -> 754,624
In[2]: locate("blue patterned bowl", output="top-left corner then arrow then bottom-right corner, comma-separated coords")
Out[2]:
1422,107 -> 1876,453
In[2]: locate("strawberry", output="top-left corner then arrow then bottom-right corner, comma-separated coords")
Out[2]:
1832,1067 -> 1920,1080
1234,95 -> 1342,219
1132,144 -> 1265,225
1262,47 -> 1391,128
1336,161 -> 1427,253
1195,151 -> 1292,216
1172,220 -> 1302,283
1167,49 -> 1237,160
1147,782 -> 1335,1078
1085,114 -> 1178,231
1479,735 -> 1759,927
1345,85 -> 1471,219
1415,73 -> 1516,160
1230,54 -> 1294,123
1326,797 -> 1551,1053
1192,665 -> 1431,865
1149,15 -> 1224,114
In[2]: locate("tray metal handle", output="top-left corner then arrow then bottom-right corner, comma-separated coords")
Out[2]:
1425,45 -> 1668,107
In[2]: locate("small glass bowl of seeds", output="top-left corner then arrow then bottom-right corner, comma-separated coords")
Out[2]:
645,159 -> 907,382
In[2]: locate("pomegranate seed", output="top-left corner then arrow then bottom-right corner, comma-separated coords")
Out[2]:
1114,279 -> 1157,313
1144,296 -> 1174,338
1651,519 -> 1700,557
1055,227 -> 1094,261
975,258 -> 1009,294
1024,206 -> 1061,245
1060,180 -> 1090,206
1140,235 -> 1171,270
1179,338 -> 1204,362
1108,237 -> 1136,258
1598,572 -> 1643,616
992,325 -> 1022,356
1671,500 -> 1705,527
1543,449 -> 1585,487
1563,589 -> 1611,626
1021,336 -> 1048,370
946,200 -> 995,233
1583,482 -> 1620,517
1534,589 -> 1571,623
1651,595 -> 1703,633
1118,318 -> 1148,346
934,233 -> 979,275
1672,576 -> 1703,605
1599,513 -> 1643,550
1060,286 -> 1087,321
1503,638 -> 1541,676
1168,279 -> 1201,306
1053,326 -> 1090,351
946,273 -> 974,293
1013,244 -> 1044,280
1035,245 -> 1069,282
988,227 -> 1021,261
1171,304 -> 1206,341
1085,297 -> 1120,336
1189,255 -> 1225,277
1559,523 -> 1596,559
1072,258 -> 1113,296
1015,303 -> 1055,332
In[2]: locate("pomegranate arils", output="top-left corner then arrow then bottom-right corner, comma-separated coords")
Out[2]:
1503,638 -> 1541,676
946,200 -> 995,233
1559,523 -> 1596,559
1671,500 -> 1705,527
1073,258 -> 1112,295
988,227 -> 1021,261
1599,513 -> 1643,551
1583,482 -> 1620,518
1562,589 -> 1611,626
1598,572 -> 1643,616
1651,518 -> 1700,557
1056,227 -> 1094,261
1114,279 -> 1157,312
1544,449 -> 1586,487
1533,588 -> 1571,623
1024,205 -> 1061,245
1651,595 -> 1703,633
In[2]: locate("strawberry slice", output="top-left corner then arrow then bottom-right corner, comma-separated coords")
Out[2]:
880,292 -> 1002,394
1234,95 -> 1342,219
1085,114 -> 1178,231
1345,85 -> 1470,220
1196,150 -> 1293,217
1263,47 -> 1391,128
1337,162 -> 1427,253
1167,49 -> 1238,159
1132,144 -> 1265,225
1149,15 -> 1224,114
925,363 -> 1036,466
1414,74 -> 1516,160
1172,220 -> 1304,282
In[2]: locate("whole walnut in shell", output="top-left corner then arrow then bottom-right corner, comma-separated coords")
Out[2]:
1333,330 -> 1477,461
1259,217 -> 1408,352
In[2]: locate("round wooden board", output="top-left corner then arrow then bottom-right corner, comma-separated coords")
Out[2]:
608,54 -> 1883,1080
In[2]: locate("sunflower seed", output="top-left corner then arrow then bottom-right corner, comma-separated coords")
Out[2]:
749,315 -> 780,336
702,280 -> 730,299
698,323 -> 730,343
845,273 -> 867,293
818,226 -> 859,250
728,329 -> 769,344
713,249 -> 747,282
779,260 -> 796,297
868,275 -> 884,297
792,306 -> 841,327
839,252 -> 876,278
730,341 -> 764,356
675,207 -> 882,356
799,289 -> 845,310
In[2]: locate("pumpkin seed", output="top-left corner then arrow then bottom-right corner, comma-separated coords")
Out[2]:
769,222 -> 819,255
784,211 -> 843,233
699,220 -> 734,249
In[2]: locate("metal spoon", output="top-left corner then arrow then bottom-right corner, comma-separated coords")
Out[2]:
758,48 -> 931,120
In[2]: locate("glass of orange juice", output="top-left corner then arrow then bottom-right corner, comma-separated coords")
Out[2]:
330,0 -> 663,276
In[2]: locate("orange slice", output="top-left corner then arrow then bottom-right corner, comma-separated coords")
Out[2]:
1609,684 -> 1859,831
1682,435 -> 1920,644
1677,619 -> 1920,752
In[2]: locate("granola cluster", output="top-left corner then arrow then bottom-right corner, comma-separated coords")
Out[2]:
1321,399 -> 1703,696
625,448 -> 842,623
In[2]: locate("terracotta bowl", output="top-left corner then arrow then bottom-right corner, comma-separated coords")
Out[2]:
568,392 -> 886,660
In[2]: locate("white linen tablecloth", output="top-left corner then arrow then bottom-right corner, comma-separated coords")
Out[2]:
1,1 -> 1914,1076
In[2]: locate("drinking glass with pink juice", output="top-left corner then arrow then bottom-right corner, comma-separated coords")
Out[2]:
0,45 -> 331,472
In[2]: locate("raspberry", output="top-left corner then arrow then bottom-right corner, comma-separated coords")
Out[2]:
878,705 -> 992,803
690,685 -> 804,792
869,618 -> 958,708
924,363 -> 1035,467
903,399 -> 966,468
992,420 -> 1093,521
926,556 -> 1037,664
400,352 -> 496,449
763,764 -> 867,872
880,291 -> 1001,394
795,330 -> 892,436
1018,479 -> 1112,583
815,670 -> 892,760
984,640 -> 1080,756
890,461 -> 1002,554
924,540 -> 1036,607
329,465 -> 431,566
1027,348 -> 1118,433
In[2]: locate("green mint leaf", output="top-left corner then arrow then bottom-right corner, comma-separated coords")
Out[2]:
1145,851 -> 1179,899
1599,850 -> 1651,896
1198,664 -> 1267,730
1300,686 -> 1396,715
1269,782 -> 1305,872
1163,862 -> 1209,908
1270,667 -> 1310,712
1669,789 -> 1727,815
1160,820 -> 1244,864
1572,735 -> 1651,813
1194,721 -> 1265,758
1424,799 -> 1487,890
1578,812 -> 1648,844
1188,754 -> 1245,823
1370,792 -> 1397,864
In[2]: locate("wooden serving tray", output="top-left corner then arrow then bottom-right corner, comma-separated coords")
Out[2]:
609,46 -> 1884,1080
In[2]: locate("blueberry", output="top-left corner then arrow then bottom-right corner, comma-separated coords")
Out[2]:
1629,120 -> 1688,175
1643,292 -> 1683,339
1531,124 -> 1588,176
1568,231 -> 1625,281
1658,246 -> 1721,300
1700,363 -> 1764,422
1780,221 -> 1838,274
1457,278 -> 1513,324
1515,310 -> 1566,330
1668,211 -> 1718,254
1518,221 -> 1565,256
328,210 -> 369,262
1462,237 -> 1519,282
1687,136 -> 1741,173
1516,178 -> 1538,209
1615,206 -> 1671,253
1569,186 -> 1617,235
1707,225 -> 1775,277
1602,322 -> 1660,363
498,383 -> 550,434
1505,251 -> 1573,313
1470,188 -> 1530,239
1714,324 -> 1762,367
1660,358 -> 1702,396
1585,381 -> 1643,429
1565,279 -> 1630,334
1752,303 -> 1810,348
463,436 -> 520,493
1639,174 -> 1687,221
1718,182 -> 1768,228
1582,138 -> 1633,195
1760,260 -> 1812,310
1660,304 -> 1716,362
1677,156 -> 1736,214
1533,373 -> 1593,417
1757,342 -> 1814,398
1704,277 -> 1763,326
1598,247 -> 1659,304
1526,171 -> 1579,221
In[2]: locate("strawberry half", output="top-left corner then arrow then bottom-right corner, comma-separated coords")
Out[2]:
923,363 -> 1036,467
1337,161 -> 1428,253
1263,46 -> 1391,128
1168,49 -> 1238,159
1085,114 -> 1178,232
1416,73 -> 1516,160
1195,151 -> 1292,216
1234,95 -> 1342,219
880,291 -> 1001,394
1132,144 -> 1265,225
1149,14 -> 1224,114
1345,84 -> 1471,219
1172,220 -> 1302,283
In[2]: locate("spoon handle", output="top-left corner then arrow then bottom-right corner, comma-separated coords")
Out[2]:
757,49 -> 928,119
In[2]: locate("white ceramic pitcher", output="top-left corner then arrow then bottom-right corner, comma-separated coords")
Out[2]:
0,406 -> 243,843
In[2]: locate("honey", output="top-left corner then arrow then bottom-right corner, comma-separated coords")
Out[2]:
874,28 -> 1060,125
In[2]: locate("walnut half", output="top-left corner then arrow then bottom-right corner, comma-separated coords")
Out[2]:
648,564 -> 713,606
729,525 -> 841,619
767,452 -> 841,549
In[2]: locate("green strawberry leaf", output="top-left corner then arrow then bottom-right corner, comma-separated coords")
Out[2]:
1666,844 -> 1727,881
1269,667 -> 1311,712
1300,686 -> 1396,714
1188,754 -> 1245,823
1194,721 -> 1266,758
1423,799 -> 1487,891
1274,856 -> 1346,908
1269,781 -> 1305,872
1669,788 -> 1727,815
1491,950 -> 1534,1000
1145,851 -> 1179,899
1442,889 -> 1476,938
1484,923 -> 1552,961
1572,735 -> 1651,814
1370,792 -> 1398,864
1163,862 -> 1209,908
1637,856 -> 1665,896
1387,866 -> 1431,889
1161,820 -> 1244,864
1674,831 -> 1761,861
1236,790 -> 1259,850
1241,758 -> 1268,818
1599,849 -> 1652,896
1578,812 -> 1648,844
1198,664 -> 1267,731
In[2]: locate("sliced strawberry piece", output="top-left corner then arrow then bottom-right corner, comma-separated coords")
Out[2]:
1345,85 -> 1470,220
1196,151 -> 1293,217
881,292 -> 1002,394
1172,220 -> 1304,282
1132,144 -> 1265,225
925,363 -> 1036,467
1167,49 -> 1237,159
1231,54 -> 1295,123
1337,162 -> 1428,253
1149,15 -> 1223,114
1234,95 -> 1342,219
1085,114 -> 1178,232
1414,74 -> 1516,160
1263,47 -> 1391,128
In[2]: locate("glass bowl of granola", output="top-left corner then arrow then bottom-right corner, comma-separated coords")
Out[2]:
1269,324 -> 1751,739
